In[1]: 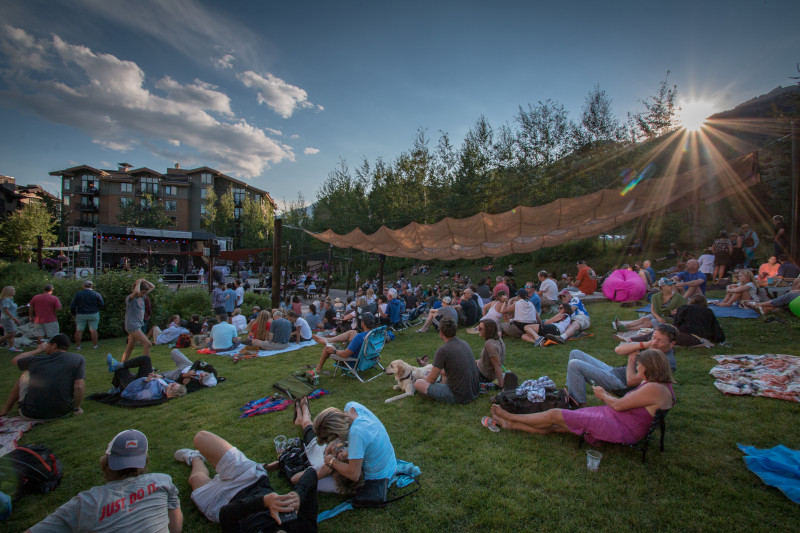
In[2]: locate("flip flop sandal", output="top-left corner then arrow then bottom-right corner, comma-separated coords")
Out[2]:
481,416 -> 500,432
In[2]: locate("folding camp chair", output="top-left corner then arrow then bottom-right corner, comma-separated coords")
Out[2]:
331,325 -> 388,383
388,299 -> 408,334
405,302 -> 428,326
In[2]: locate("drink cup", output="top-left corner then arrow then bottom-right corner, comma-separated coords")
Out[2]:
586,450 -> 602,472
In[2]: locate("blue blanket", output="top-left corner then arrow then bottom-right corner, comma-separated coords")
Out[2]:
637,304 -> 759,319
738,444 -> 800,503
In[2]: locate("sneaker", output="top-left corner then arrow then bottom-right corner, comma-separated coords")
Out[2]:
74,345 -> 82,350
92,345 -> 99,349
545,334 -> 566,344
8,347 -> 21,352
611,318 -> 618,331
174,448 -> 205,466
106,353 -> 122,373
534,337 -> 545,347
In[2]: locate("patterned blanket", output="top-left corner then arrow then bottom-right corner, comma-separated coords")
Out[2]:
0,417 -> 37,457
710,354 -> 800,402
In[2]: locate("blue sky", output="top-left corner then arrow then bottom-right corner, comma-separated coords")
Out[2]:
1,0 -> 798,206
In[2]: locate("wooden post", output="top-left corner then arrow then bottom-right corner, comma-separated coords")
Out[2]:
791,120 -> 799,261
207,239 -> 215,294
378,254 -> 385,294
37,235 -> 43,270
284,243 -> 291,289
345,256 -> 353,297
272,218 -> 282,306
324,245 -> 333,297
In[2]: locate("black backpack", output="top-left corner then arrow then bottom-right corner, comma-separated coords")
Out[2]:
491,387 -> 579,414
0,444 -> 63,497
278,438 -> 310,480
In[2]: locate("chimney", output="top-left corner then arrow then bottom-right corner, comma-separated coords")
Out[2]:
118,163 -> 133,172
175,163 -> 181,169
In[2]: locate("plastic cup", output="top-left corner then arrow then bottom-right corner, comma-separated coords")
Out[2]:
274,435 -> 287,455
586,450 -> 602,472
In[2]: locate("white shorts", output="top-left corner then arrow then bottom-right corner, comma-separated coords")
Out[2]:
190,447 -> 266,523
573,314 -> 591,330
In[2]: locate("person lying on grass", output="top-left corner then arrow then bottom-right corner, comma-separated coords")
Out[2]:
487,349 -> 675,446
174,431 -> 318,532
106,354 -> 187,401
25,429 -> 182,533
746,277 -> 800,315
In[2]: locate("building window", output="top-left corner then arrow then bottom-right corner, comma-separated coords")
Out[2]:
200,173 -> 213,184
168,216 -> 177,226
233,187 -> 245,205
234,207 -> 242,220
254,194 -> 261,202
120,197 -> 133,207
165,200 -> 177,211
200,205 -> 206,215
140,176 -> 159,195
140,198 -> 149,208
81,175 -> 98,193
200,187 -> 207,199
121,183 -> 133,193
63,195 -> 70,206
163,185 -> 175,196
63,178 -> 71,190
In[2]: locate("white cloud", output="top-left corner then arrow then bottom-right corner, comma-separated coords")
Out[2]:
0,27 -> 293,177
303,147 -> 319,155
238,71 -> 318,119
214,53 -> 235,70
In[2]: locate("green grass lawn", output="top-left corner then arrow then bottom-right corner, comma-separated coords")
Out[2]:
3,294 -> 800,532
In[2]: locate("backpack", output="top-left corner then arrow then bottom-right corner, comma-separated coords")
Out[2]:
490,387 -> 579,414
278,437 -> 310,480
0,444 -> 63,497
176,333 -> 192,348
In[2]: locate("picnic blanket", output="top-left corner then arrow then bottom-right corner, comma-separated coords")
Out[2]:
637,304 -> 759,319
239,388 -> 328,418
207,340 -> 317,358
738,444 -> 800,503
709,354 -> 800,402
0,417 -> 37,457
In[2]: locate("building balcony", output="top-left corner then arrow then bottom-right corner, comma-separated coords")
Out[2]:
77,203 -> 99,212
76,187 -> 100,195
77,219 -> 98,228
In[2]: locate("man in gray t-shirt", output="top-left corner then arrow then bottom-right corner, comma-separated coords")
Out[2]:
0,334 -> 85,420
28,429 -> 181,532
415,317 -> 479,404
416,296 -> 458,333
252,311 -> 293,350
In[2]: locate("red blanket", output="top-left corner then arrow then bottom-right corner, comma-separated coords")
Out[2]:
710,354 -> 800,402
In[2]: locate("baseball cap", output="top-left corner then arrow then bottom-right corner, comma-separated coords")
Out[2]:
558,289 -> 571,297
48,333 -> 71,349
657,277 -> 675,287
106,429 -> 148,470
442,296 -> 452,304
577,260 -> 587,265
361,312 -> 376,328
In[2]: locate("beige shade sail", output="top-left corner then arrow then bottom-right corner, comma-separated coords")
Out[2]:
307,151 -> 760,260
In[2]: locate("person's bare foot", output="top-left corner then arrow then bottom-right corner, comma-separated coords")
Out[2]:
312,334 -> 326,345
293,400 -> 303,426
299,396 -> 311,421
490,404 -> 512,427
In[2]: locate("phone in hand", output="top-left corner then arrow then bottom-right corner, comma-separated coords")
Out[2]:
589,380 -> 596,386
278,511 -> 298,523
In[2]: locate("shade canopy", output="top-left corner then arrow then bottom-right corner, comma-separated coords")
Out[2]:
308,152 -> 760,260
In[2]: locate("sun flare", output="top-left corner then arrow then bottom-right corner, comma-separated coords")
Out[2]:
680,100 -> 716,131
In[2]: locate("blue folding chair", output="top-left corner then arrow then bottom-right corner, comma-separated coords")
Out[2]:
331,326 -> 388,383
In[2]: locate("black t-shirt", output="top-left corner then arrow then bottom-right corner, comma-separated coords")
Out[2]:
187,321 -> 203,335
460,298 -> 480,326
17,351 -> 86,419
404,293 -> 418,309
324,307 -> 337,324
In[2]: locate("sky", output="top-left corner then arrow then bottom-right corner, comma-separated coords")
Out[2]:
0,0 -> 798,206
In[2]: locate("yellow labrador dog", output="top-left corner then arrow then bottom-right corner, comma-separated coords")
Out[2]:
384,359 -> 433,403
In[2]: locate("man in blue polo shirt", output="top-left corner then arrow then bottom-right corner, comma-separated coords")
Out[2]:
671,259 -> 706,299
310,312 -> 376,375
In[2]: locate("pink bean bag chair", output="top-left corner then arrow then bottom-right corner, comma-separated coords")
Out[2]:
602,269 -> 647,302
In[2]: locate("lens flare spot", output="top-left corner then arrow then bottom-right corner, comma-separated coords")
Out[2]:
620,163 -> 657,196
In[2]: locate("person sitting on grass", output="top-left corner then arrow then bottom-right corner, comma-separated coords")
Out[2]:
416,296 -> 457,333
487,349 -> 676,447
475,319 -> 507,389
310,312 -> 376,375
414,317 -> 480,404
121,278 -> 155,362
499,288 -> 539,338
671,259 -> 707,299
106,354 -> 187,401
251,311 -> 292,351
757,256 -> 781,287
521,303 -> 572,346
205,315 -> 241,352
25,429 -> 182,533
616,278 -> 685,332
312,401 -> 397,505
565,323 -> 677,408
776,254 -> 800,279
148,317 -> 190,345
287,311 -> 312,343
629,295 -> 725,347
746,278 -> 800,315
481,290 -> 506,326
714,269 -> 758,307
174,431 -> 318,532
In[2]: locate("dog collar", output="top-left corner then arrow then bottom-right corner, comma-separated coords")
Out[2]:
401,371 -> 414,381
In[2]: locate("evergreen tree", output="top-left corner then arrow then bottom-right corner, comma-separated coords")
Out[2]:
0,202 -> 56,260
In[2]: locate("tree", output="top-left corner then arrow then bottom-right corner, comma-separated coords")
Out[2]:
215,186 -> 235,238
628,71 -> 679,141
514,99 -> 573,166
117,194 -> 172,228
202,186 -> 218,231
239,195 -> 274,249
572,84 -> 625,148
0,202 -> 56,260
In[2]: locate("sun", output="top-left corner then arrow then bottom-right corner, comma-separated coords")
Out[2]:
680,100 -> 716,131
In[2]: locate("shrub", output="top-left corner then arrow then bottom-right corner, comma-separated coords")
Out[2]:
169,286 -> 212,319
243,291 -> 271,315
